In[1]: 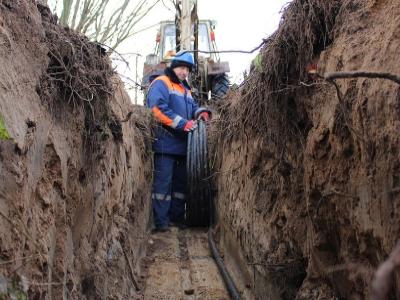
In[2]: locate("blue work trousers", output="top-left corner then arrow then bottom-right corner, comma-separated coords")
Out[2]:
152,154 -> 187,228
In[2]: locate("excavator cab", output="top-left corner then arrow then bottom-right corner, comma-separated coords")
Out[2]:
157,21 -> 214,61
142,19 -> 230,101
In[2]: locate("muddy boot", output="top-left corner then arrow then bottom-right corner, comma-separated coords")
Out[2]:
152,225 -> 171,233
169,221 -> 187,230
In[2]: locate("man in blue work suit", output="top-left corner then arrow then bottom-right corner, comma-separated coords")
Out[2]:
146,51 -> 211,232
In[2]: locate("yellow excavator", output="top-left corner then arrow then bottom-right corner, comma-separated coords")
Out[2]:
142,0 -> 230,101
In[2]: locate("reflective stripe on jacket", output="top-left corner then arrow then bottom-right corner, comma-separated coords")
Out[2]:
147,75 -> 201,155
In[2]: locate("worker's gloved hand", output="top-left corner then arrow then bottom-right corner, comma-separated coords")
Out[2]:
197,112 -> 211,122
183,120 -> 197,132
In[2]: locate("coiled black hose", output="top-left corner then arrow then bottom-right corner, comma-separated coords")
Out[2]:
186,120 -> 241,300
187,120 -> 212,226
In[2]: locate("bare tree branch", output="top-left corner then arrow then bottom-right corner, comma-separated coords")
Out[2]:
99,1 -> 127,43
70,0 -> 82,29
94,0 -> 109,40
111,0 -> 160,49
53,0 -> 160,49
76,0 -> 98,32
60,0 -> 73,24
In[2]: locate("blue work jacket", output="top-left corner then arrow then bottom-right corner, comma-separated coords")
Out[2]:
146,70 -> 201,155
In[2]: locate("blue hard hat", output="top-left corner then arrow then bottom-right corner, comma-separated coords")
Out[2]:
171,51 -> 194,71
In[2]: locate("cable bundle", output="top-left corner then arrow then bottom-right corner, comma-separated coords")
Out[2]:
186,120 -> 213,227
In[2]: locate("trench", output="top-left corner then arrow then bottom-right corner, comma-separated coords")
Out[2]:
2,0 -> 400,299
139,121 -> 243,300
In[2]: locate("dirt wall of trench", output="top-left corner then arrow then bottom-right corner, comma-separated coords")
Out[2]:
0,1 -> 152,299
213,0 -> 400,299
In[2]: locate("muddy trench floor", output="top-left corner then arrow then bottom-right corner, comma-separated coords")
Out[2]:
138,227 -> 230,300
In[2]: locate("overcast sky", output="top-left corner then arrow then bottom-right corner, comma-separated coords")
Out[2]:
196,0 -> 290,82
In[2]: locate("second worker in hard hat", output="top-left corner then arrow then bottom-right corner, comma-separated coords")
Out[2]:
146,51 -> 211,232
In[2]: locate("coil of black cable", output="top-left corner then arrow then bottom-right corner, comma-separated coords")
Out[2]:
186,120 -> 213,227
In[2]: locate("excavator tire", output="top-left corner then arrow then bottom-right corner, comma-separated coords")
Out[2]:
211,73 -> 229,99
